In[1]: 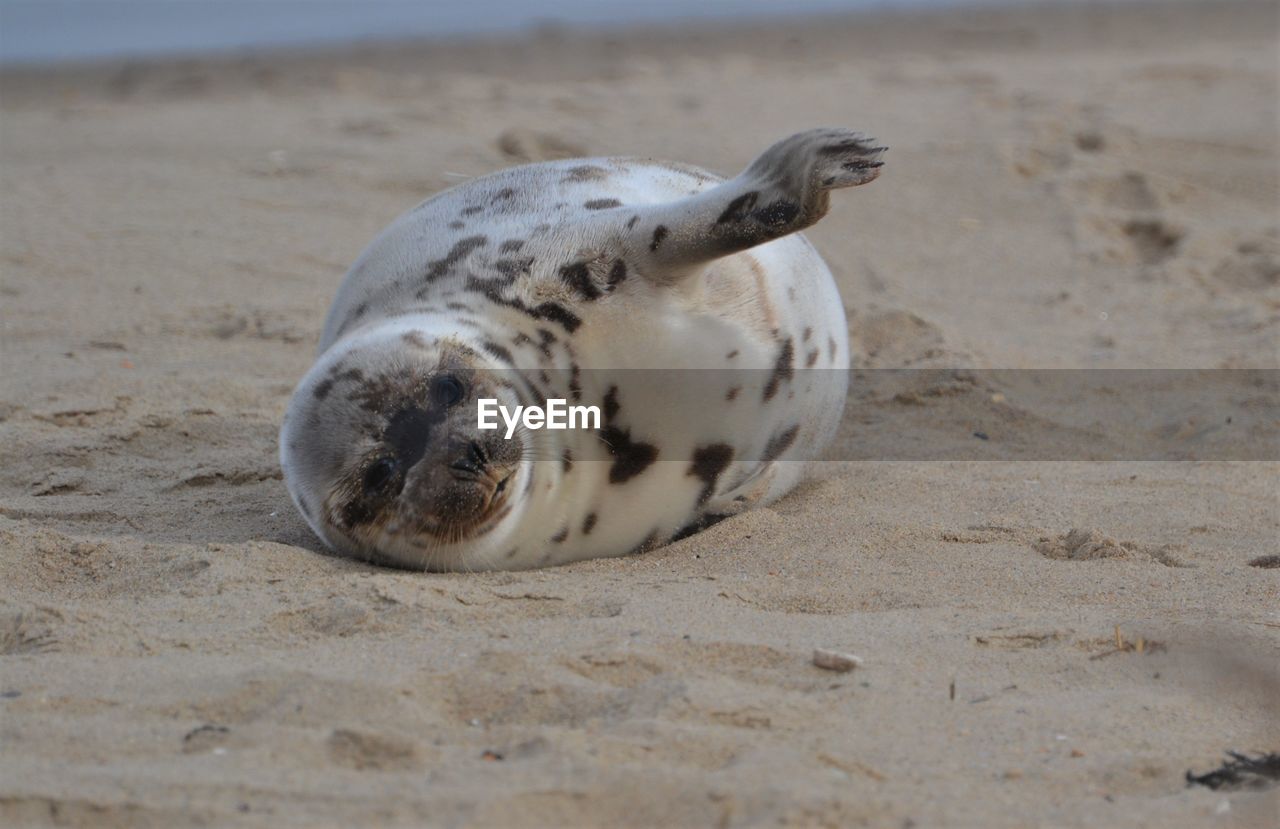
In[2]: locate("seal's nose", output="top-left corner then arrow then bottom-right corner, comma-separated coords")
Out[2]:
449,440 -> 488,477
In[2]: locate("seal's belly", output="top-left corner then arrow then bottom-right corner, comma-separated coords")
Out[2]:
514,231 -> 850,567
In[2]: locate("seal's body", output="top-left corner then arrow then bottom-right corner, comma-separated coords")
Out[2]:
280,128 -> 885,570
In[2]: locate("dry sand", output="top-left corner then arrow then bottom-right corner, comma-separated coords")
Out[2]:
1,1 -> 1278,826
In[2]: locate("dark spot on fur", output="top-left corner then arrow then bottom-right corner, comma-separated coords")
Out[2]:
533,302 -> 581,333
560,261 -> 603,300
726,386 -> 740,401
467,280 -> 581,333
582,513 -> 597,535
599,385 -> 658,483
482,341 -> 514,364
513,332 -> 534,347
805,348 -> 819,367
462,205 -> 483,216
384,406 -> 436,470
340,402 -> 447,527
716,191 -> 759,224
462,275 -> 502,297
688,443 -> 734,505
562,165 -> 608,182
650,225 -> 668,252
537,329 -> 557,357
584,198 -> 622,210
803,327 -> 813,342
608,259 -> 627,287
828,335 -> 838,360
569,363 -> 582,401
313,378 -> 335,400
626,214 -> 640,230
762,424 -> 800,462
752,199 -> 799,227
551,526 -> 569,543
726,349 -> 739,359
353,302 -> 370,319
345,358 -> 462,415
603,385 -> 621,421
763,338 -> 794,401
492,188 -> 516,202
495,257 -> 534,278
499,239 -> 525,253
448,220 -> 465,230
425,235 -> 488,283
402,331 -> 428,348
445,301 -> 471,312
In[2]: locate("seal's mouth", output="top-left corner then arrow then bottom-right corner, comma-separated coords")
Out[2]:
447,465 -> 513,509
424,461 -> 518,539
474,467 -> 515,521
336,464 -> 518,567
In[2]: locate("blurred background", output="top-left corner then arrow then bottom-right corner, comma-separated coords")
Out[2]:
5,0 -> 1081,64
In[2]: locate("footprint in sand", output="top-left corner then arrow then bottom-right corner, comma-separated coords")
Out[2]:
1206,238 -> 1280,291
496,128 -> 587,162
1033,527 -> 1187,567
0,607 -> 61,655
326,728 -> 422,771
1067,170 -> 1185,267
1012,116 -> 1189,270
846,309 -> 956,368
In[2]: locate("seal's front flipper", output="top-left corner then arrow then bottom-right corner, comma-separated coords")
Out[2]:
624,128 -> 886,282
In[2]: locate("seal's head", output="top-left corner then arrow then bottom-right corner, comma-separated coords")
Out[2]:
280,321 -> 527,570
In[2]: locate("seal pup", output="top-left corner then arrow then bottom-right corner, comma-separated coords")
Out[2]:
280,128 -> 886,570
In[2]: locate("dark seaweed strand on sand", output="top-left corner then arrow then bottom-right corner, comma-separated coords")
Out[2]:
1185,752 -> 1280,791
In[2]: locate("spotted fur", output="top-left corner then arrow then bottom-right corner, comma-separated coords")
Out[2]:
284,128 -> 883,570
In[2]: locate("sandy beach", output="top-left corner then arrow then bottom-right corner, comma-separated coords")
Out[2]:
1,1 -> 1278,825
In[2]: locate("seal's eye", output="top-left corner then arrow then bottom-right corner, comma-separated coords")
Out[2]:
363,457 -> 400,495
430,374 -> 464,408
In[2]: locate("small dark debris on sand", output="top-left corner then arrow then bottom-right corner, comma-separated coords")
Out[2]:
183,724 -> 230,743
1186,751 -> 1280,791
1248,555 -> 1280,569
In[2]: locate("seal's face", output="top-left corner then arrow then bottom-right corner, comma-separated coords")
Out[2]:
280,326 -> 525,570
